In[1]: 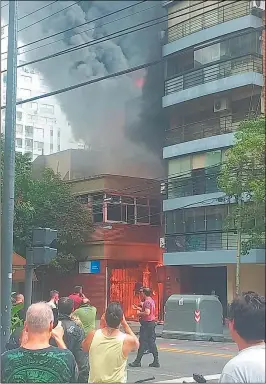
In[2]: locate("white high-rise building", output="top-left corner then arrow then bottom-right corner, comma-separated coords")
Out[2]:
1,25 -> 83,160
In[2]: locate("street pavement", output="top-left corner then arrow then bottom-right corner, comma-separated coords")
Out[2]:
127,338 -> 238,383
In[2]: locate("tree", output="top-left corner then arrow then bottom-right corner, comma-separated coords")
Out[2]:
218,116 -> 265,254
1,146 -> 93,273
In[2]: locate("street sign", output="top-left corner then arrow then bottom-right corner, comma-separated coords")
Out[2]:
178,298 -> 184,305
195,309 -> 201,323
79,260 -> 100,274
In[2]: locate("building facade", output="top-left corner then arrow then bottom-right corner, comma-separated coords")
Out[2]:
42,174 -> 163,320
162,0 -> 265,311
1,26 -> 79,159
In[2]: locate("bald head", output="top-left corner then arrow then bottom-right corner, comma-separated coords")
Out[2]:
26,302 -> 54,333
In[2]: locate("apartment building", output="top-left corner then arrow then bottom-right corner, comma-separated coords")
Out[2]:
1,26 -> 78,160
162,0 -> 265,311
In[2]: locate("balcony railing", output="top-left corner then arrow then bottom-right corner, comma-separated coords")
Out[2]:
165,231 -> 238,252
168,165 -> 220,199
167,1 -> 252,44
165,113 -> 253,146
165,54 -> 262,96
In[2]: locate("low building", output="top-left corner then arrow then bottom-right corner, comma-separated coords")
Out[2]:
41,173 -> 164,320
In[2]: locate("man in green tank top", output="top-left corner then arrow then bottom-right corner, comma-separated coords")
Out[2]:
73,298 -> 97,336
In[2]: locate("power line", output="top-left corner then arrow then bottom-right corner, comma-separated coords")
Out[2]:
1,2 -> 8,9
1,0 -> 146,54
5,1 -> 157,58
19,0 -> 81,33
1,59 -> 160,109
1,1 -> 59,29
2,0 -> 237,71
1,0 -> 231,57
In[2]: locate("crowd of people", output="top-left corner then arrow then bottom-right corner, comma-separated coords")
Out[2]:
1,287 -> 265,383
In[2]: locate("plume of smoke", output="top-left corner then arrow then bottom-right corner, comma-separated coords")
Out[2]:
1,1 -> 166,178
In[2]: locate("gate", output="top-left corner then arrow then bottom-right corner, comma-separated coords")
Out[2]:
109,268 -> 142,320
108,265 -> 161,321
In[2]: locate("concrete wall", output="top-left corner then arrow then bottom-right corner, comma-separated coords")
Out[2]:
227,264 -> 265,303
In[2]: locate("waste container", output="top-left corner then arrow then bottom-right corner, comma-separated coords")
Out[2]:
162,294 -> 224,341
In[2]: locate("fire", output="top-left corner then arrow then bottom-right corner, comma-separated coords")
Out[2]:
134,77 -> 145,89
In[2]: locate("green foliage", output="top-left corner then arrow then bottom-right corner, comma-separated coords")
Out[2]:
1,142 -> 93,272
11,303 -> 24,334
218,117 -> 265,252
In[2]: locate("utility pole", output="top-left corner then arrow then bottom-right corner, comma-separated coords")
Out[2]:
24,248 -> 34,313
1,0 -> 18,351
235,197 -> 242,296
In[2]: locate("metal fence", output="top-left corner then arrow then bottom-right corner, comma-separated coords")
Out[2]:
167,165 -> 221,199
165,54 -> 262,96
165,231 -> 239,252
165,115 -> 241,146
167,1 -> 252,43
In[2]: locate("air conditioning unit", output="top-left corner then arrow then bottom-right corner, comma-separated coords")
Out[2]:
214,98 -> 230,113
251,0 -> 265,10
159,237 -> 165,249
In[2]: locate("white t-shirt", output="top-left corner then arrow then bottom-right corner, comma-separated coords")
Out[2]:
219,344 -> 265,383
47,301 -> 56,309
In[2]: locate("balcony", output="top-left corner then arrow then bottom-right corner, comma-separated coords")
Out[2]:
165,113 -> 253,147
167,1 -> 252,44
168,165 -> 220,200
166,231 -> 238,253
165,54 -> 262,96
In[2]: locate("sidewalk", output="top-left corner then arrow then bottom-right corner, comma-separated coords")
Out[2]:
96,321 -> 232,342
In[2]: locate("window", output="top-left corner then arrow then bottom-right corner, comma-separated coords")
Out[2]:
16,111 -> 22,121
21,75 -> 32,85
25,139 -> 33,149
168,157 -> 191,177
35,127 -> 44,138
30,102 -> 38,111
92,194 -> 104,223
17,88 -> 31,99
194,43 -> 221,67
107,203 -> 123,222
16,124 -> 23,134
40,104 -> 54,114
206,205 -> 227,231
136,205 -> 149,224
16,138 -> 22,148
25,125 -> 33,137
27,115 -> 37,123
38,117 -> 47,125
150,203 -> 161,225
34,141 -> 44,151
47,117 -> 56,124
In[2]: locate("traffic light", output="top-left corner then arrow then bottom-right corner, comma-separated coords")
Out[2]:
31,228 -> 57,265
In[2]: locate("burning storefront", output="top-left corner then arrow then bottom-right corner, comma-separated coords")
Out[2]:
43,173 -> 164,320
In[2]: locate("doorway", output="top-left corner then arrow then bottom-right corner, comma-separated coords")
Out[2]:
192,266 -> 227,318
